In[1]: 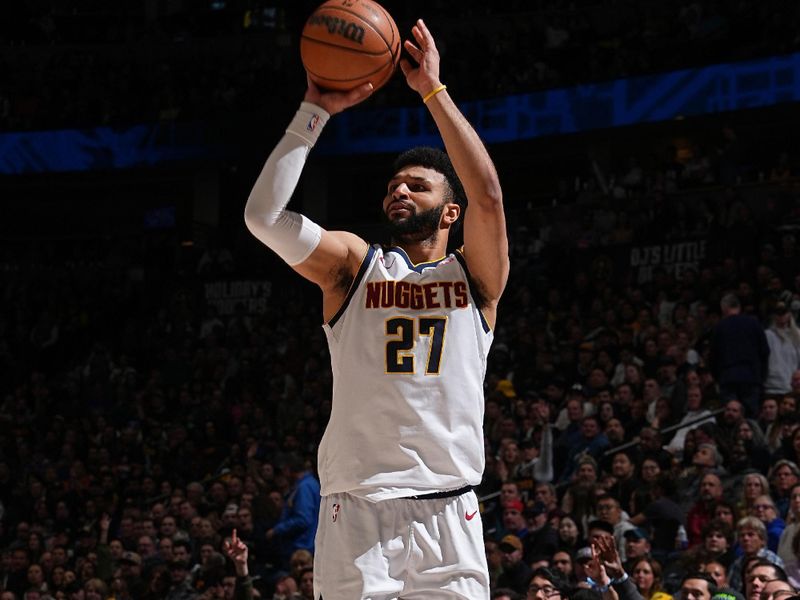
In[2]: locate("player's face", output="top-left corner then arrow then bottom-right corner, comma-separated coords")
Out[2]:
384,166 -> 452,240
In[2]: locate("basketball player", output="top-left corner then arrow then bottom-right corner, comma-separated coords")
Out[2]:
244,19 -> 508,599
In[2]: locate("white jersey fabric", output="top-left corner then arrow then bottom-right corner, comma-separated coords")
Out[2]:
319,244 -> 493,501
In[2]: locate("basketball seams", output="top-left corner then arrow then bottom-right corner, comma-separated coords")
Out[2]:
372,3 -> 400,63
301,34 -> 390,57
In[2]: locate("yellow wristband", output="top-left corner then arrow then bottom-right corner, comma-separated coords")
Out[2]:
422,84 -> 447,103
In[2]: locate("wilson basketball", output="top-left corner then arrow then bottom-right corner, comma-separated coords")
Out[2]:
300,0 -> 401,92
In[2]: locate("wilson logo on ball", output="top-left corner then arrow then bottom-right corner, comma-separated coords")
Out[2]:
307,15 -> 366,44
300,0 -> 400,92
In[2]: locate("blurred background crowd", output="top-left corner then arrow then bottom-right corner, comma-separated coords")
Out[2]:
1,1 -> 800,599
2,0 -> 800,130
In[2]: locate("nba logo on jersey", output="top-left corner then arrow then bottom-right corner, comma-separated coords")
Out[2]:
331,503 -> 340,523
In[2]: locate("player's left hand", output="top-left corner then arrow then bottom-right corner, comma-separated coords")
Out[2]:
400,19 -> 441,97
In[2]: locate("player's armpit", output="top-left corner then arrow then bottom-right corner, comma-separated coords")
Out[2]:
294,230 -> 369,322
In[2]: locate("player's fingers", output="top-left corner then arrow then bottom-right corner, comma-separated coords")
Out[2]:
404,40 -> 422,61
346,82 -> 374,104
416,19 -> 434,48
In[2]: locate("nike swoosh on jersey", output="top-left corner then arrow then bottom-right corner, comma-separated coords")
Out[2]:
465,510 -> 478,521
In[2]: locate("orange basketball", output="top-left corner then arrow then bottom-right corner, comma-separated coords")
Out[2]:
300,0 -> 401,92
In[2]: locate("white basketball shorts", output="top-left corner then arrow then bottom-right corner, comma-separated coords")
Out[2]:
313,489 -> 489,599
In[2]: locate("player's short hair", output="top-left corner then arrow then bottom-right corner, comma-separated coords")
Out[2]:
392,147 -> 467,215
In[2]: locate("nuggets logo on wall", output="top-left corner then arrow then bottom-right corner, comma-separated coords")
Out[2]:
331,503 -> 340,522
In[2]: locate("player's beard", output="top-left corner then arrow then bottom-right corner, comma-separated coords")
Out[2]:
383,203 -> 444,245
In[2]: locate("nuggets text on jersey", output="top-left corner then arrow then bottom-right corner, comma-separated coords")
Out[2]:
365,280 -> 469,310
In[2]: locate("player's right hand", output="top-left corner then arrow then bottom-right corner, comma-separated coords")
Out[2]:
304,76 -> 373,116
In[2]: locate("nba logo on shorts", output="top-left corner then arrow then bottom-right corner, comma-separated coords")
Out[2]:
331,503 -> 340,523
307,113 -> 321,133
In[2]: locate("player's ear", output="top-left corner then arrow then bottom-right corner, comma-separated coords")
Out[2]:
442,202 -> 460,227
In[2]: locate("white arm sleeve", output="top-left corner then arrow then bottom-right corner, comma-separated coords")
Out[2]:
243,102 -> 330,266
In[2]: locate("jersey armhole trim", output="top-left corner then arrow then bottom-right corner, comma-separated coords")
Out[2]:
326,244 -> 375,328
453,249 -> 492,334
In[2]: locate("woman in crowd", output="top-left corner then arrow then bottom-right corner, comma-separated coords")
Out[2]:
738,472 -> 772,519
557,514 -> 584,555
631,557 -> 672,600
778,482 -> 800,564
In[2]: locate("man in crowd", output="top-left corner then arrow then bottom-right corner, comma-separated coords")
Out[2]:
727,517 -> 785,592
710,293 -> 770,416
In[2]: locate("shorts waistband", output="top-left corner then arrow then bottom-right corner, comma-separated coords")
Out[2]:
404,485 -> 473,500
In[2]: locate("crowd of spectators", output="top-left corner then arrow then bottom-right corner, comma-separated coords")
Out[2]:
1,2 -> 800,597
2,0 -> 800,131
0,116 -> 799,599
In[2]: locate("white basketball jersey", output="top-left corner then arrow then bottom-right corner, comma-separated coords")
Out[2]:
319,245 -> 494,501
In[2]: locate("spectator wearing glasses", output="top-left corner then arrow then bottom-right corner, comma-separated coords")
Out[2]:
594,494 -> 636,561
744,560 -> 788,600
769,461 -> 800,520
760,578 -> 796,600
751,495 -> 786,552
527,567 -> 569,600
